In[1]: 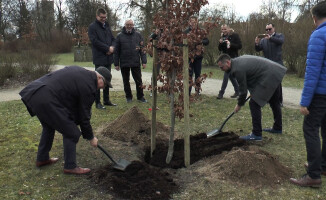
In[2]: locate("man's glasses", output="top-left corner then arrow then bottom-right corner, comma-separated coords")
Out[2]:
265,28 -> 272,31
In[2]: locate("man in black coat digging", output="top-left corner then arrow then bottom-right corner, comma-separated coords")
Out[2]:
19,66 -> 112,174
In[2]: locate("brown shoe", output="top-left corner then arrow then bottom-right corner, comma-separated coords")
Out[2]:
63,167 -> 91,174
36,158 -> 59,167
304,163 -> 326,176
290,174 -> 321,188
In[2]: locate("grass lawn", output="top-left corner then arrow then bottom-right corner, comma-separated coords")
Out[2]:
55,53 -> 304,89
0,91 -> 325,199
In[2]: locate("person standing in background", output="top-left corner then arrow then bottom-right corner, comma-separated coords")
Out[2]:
217,24 -> 242,99
114,19 -> 147,103
255,23 -> 284,108
88,8 -> 117,109
184,16 -> 209,96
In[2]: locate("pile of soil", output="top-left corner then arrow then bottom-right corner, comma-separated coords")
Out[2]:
145,132 -> 246,169
101,106 -> 170,146
90,161 -> 178,200
213,146 -> 291,187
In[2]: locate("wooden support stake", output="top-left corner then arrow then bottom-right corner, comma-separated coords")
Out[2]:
183,39 -> 190,167
151,40 -> 158,157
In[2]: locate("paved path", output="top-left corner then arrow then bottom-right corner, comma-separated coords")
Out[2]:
0,65 -> 302,109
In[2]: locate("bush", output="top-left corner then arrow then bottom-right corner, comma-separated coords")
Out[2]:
0,54 -> 17,86
48,29 -> 74,53
18,49 -> 57,79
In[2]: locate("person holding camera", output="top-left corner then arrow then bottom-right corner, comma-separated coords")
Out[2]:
217,24 -> 242,99
255,23 -> 284,107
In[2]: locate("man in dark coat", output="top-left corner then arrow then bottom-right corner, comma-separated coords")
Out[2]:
184,16 -> 209,95
217,24 -> 242,99
217,54 -> 287,141
114,19 -> 147,103
19,66 -> 112,174
88,8 -> 116,109
255,23 -> 284,108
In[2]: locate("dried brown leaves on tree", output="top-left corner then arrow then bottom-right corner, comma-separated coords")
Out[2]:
147,0 -> 218,119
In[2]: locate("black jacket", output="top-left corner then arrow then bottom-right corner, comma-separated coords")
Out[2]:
184,26 -> 209,60
218,32 -> 242,58
88,20 -> 116,65
19,66 -> 97,140
114,27 -> 147,68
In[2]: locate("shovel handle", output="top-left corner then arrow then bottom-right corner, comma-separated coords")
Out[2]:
97,144 -> 118,165
218,96 -> 251,131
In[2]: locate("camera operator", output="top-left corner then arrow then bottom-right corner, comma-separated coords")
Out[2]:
217,24 -> 242,99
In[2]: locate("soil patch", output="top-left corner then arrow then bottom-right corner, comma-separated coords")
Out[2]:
145,132 -> 246,169
90,106 -> 292,199
195,146 -> 292,188
101,106 -> 170,146
90,161 -> 178,200
215,146 -> 291,187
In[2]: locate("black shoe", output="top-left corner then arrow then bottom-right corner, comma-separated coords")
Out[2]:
138,97 -> 148,103
104,101 -> 117,106
230,93 -> 239,98
96,103 -> 106,109
217,94 -> 223,99
263,128 -> 282,134
126,98 -> 132,103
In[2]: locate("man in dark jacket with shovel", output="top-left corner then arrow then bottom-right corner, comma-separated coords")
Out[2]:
19,66 -> 112,174
216,54 -> 287,141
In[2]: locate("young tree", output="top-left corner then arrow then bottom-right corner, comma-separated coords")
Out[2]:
148,0 -> 217,164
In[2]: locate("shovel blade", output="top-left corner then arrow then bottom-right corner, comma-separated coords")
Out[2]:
206,129 -> 220,138
113,158 -> 131,171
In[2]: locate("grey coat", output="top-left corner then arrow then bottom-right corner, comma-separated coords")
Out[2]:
230,55 -> 287,107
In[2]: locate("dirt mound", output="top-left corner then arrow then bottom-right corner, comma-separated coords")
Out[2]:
101,106 -> 170,146
213,146 -> 291,187
90,161 -> 178,200
145,132 -> 246,169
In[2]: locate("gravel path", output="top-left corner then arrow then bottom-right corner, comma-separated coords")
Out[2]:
0,65 -> 302,109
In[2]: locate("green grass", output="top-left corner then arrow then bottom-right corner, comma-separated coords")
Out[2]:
0,91 -> 325,199
56,53 -> 304,89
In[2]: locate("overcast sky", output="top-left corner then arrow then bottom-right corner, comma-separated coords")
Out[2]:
110,0 -> 298,25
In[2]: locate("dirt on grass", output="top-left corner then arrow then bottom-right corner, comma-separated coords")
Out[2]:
90,106 -> 292,199
101,106 -> 170,146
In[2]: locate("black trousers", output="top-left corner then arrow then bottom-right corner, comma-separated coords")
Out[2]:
95,65 -> 111,104
121,67 -> 144,100
219,71 -> 239,95
30,86 -> 81,169
189,57 -> 203,94
249,84 -> 282,136
303,94 -> 326,179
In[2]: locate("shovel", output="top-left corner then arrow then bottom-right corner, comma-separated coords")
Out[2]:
207,96 -> 251,138
97,144 -> 131,171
